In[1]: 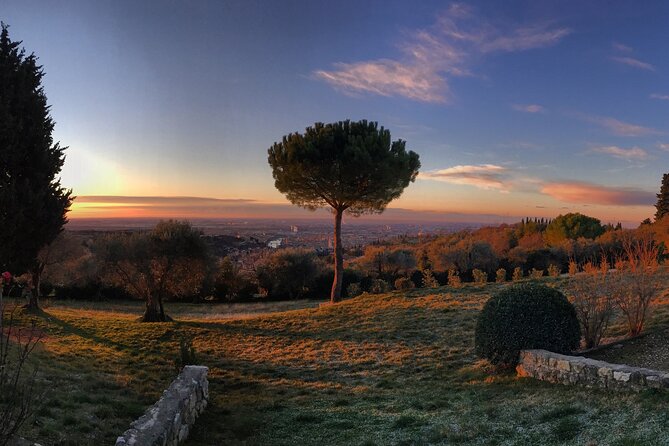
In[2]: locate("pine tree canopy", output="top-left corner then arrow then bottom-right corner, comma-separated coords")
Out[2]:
267,120 -> 420,215
0,23 -> 73,273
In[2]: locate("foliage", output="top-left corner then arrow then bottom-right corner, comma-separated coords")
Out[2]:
32,233 -> 85,298
369,279 -> 390,294
447,269 -> 461,288
495,268 -> 506,283
0,25 -> 73,311
565,259 -> 615,348
512,267 -> 523,281
475,283 -> 581,366
361,246 -> 416,278
428,239 -> 498,276
544,213 -> 604,246
96,220 -> 211,322
268,120 -> 420,302
213,257 -> 256,301
394,277 -> 415,291
421,269 -> 438,288
530,268 -> 545,279
472,268 -> 488,285
547,264 -> 561,277
0,309 -> 42,446
655,173 -> 669,221
568,259 -> 578,276
612,235 -> 663,336
346,283 -> 362,298
256,248 -> 320,300
53,282 -> 133,301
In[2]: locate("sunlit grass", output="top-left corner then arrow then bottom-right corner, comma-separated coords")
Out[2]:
4,279 -> 669,445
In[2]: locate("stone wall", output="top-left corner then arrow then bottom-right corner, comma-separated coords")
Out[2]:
115,365 -> 209,446
517,349 -> 669,392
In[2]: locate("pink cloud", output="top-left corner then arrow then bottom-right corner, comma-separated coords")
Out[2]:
512,104 -> 544,113
419,164 -> 510,190
541,182 -> 654,206
587,116 -> 661,137
315,4 -> 570,103
591,145 -> 648,160
611,56 -> 655,71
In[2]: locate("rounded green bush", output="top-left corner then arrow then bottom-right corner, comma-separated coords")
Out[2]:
475,283 -> 581,366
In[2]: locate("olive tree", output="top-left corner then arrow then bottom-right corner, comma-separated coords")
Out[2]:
268,120 -> 420,303
97,220 -> 211,322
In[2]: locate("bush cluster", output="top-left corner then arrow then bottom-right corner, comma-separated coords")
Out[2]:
475,283 -> 581,366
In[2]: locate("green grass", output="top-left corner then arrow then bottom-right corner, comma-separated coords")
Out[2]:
5,280 -> 669,445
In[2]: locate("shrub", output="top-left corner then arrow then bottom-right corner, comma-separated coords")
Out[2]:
547,264 -> 561,278
512,267 -> 523,281
475,283 -> 581,366
530,268 -> 544,279
565,259 -> 614,348
346,283 -> 362,298
472,269 -> 488,285
394,277 -> 416,291
421,269 -> 438,288
369,279 -> 390,294
568,259 -> 578,276
611,235 -> 663,336
447,269 -> 461,288
495,268 -> 506,283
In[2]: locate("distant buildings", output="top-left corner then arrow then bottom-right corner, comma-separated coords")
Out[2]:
267,239 -> 282,249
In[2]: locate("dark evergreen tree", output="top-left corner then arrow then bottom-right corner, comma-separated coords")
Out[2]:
0,24 -> 72,310
268,120 -> 420,303
655,173 -> 669,221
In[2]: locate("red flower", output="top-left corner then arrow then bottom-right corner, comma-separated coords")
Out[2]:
1,271 -> 11,284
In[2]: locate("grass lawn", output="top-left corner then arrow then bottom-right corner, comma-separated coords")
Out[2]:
6,281 -> 669,445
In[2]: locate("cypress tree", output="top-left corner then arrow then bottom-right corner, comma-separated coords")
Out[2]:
0,24 -> 73,310
655,173 -> 669,221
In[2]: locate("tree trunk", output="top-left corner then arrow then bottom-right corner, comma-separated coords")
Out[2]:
141,294 -> 166,322
23,268 -> 41,312
330,209 -> 344,303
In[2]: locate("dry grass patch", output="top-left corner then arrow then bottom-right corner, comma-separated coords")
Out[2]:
3,280 -> 669,445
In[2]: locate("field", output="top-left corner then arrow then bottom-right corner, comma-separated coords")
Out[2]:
6,281 -> 669,446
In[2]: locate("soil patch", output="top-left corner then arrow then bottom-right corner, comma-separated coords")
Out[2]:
584,328 -> 669,371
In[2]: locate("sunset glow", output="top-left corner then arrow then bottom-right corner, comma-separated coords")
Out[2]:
3,1 -> 667,225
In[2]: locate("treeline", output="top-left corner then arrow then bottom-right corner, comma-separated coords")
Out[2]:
6,213 -> 667,305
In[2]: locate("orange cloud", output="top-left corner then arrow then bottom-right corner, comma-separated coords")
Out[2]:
541,181 -> 654,206
419,164 -> 510,190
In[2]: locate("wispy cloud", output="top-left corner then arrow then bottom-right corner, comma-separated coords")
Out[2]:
591,145 -> 649,160
611,56 -> 655,71
610,42 -> 655,71
658,143 -> 669,151
541,181 -> 654,206
512,104 -> 545,113
584,115 -> 661,137
419,164 -> 511,190
612,42 -> 633,52
651,93 -> 669,101
315,4 -> 570,103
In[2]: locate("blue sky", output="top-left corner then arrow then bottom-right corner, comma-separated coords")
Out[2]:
2,0 -> 669,224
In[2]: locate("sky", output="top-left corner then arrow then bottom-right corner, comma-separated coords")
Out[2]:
2,0 -> 669,225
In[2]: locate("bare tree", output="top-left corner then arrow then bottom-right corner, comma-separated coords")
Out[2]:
612,233 -> 663,336
566,257 -> 615,348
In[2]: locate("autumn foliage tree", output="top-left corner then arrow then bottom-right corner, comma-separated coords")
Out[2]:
0,24 -> 72,310
268,120 -> 420,303
97,220 -> 210,322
